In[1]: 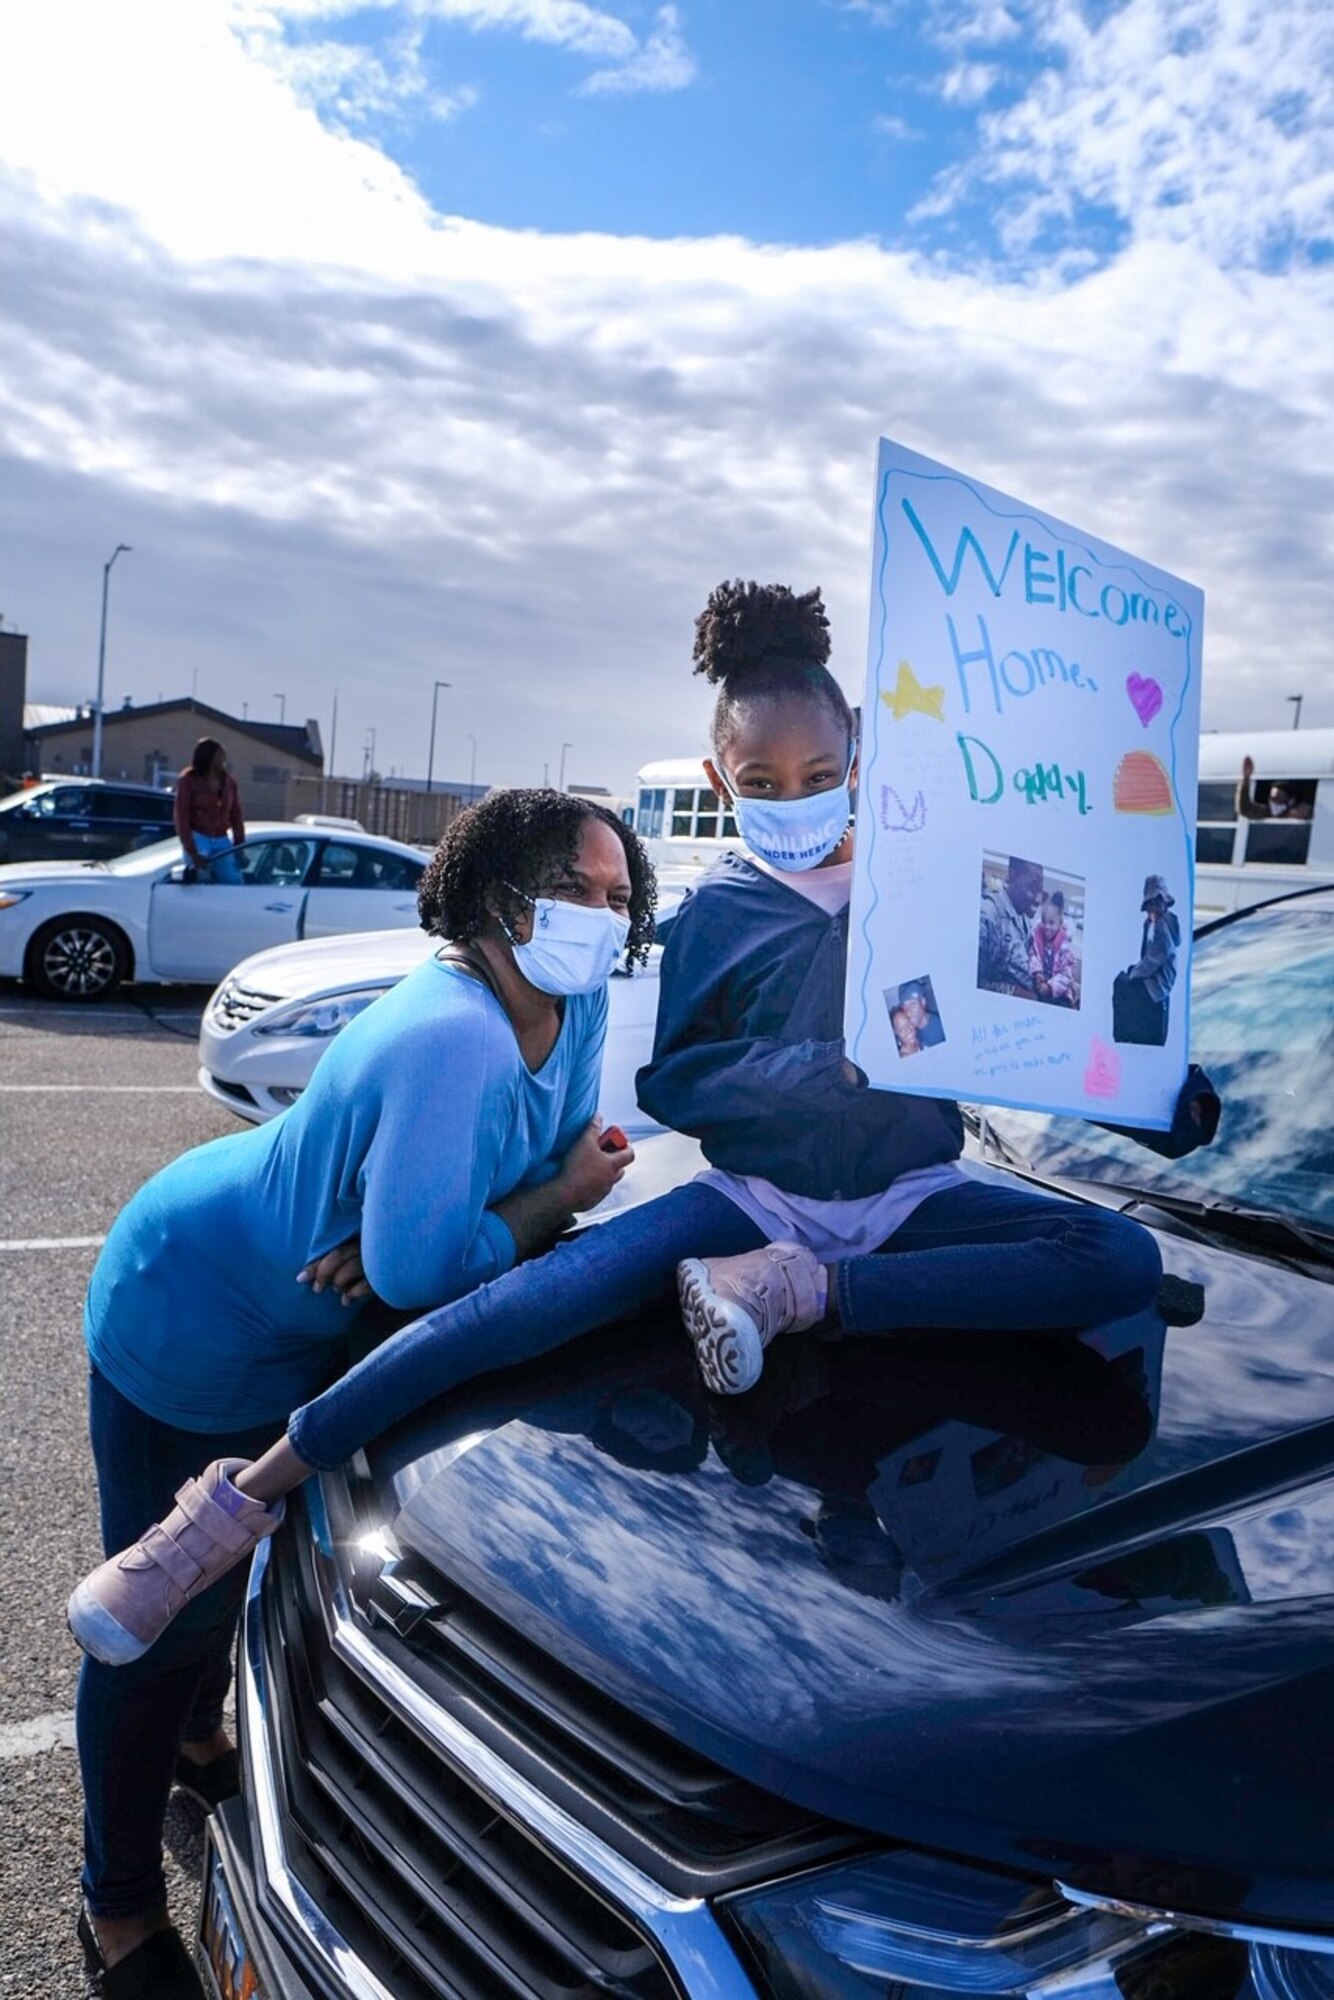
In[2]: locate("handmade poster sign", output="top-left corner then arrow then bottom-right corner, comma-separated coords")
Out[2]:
843,438 -> 1204,1129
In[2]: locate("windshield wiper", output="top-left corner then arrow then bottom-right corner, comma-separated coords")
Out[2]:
959,1105 -> 1032,1170
1048,1178 -> 1334,1270
1129,1191 -> 1334,1267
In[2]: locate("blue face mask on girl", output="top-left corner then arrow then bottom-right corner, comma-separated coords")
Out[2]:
718,751 -> 856,873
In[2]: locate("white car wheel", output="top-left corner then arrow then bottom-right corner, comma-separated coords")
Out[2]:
27,917 -> 129,1001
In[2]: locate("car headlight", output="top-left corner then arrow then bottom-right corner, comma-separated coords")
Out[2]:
724,1849 -> 1334,1998
723,1852 -> 1158,1996
1252,1943 -> 1334,1999
253,988 -> 392,1039
0,890 -> 31,910
1256,1944 -> 1334,1992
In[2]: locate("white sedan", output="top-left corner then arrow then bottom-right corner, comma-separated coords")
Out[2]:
0,823 -> 429,1001
199,927 -> 667,1133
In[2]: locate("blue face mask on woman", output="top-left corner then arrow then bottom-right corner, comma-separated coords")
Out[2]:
719,752 -> 855,873
502,891 -> 631,995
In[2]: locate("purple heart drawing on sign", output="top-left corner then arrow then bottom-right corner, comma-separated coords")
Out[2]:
1126,673 -> 1163,728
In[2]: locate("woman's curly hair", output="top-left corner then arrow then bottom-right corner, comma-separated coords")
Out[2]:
418,789 -> 656,966
691,579 -> 852,757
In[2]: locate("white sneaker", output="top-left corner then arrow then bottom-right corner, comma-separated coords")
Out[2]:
677,1242 -> 826,1395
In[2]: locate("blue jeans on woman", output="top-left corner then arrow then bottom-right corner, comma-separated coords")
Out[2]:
77,1367 -> 282,1918
193,831 -> 241,884
289,1174 -> 1161,1471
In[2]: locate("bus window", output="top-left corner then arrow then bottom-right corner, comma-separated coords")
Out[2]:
1245,818 -> 1314,866
1197,782 -> 1238,822
636,788 -> 666,840
694,786 -> 721,836
1196,826 -> 1237,865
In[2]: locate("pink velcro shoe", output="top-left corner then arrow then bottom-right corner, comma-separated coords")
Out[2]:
68,1459 -> 284,1665
677,1242 -> 827,1396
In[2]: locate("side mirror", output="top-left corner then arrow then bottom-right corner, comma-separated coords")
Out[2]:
167,862 -> 200,884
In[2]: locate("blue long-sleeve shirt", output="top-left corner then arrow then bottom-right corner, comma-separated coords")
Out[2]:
636,852 -> 963,1199
86,956 -> 606,1431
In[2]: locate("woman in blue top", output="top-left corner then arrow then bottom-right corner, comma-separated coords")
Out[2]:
74,587 -> 1214,1845
69,788 -> 653,1999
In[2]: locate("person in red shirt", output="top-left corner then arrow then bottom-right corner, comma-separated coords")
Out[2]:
173,738 -> 245,882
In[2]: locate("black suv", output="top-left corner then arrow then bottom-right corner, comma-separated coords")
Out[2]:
0,780 -> 175,863
202,890 -> 1334,2000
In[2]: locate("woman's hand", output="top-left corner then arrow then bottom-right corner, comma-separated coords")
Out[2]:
298,1234 -> 374,1306
555,1117 -> 635,1213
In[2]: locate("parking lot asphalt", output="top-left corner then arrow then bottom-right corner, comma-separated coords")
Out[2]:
0,981 -> 238,1995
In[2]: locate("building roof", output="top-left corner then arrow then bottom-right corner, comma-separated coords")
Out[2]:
26,696 -> 322,767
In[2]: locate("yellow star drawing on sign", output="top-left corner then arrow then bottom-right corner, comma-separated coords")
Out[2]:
881,659 -> 946,722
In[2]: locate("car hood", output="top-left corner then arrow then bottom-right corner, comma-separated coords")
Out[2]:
0,858 -> 111,885
222,925 -> 435,999
368,1149 -> 1334,1930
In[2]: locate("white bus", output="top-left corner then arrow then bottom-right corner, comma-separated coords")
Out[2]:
632,757 -> 738,872
1195,729 -> 1334,917
635,734 -> 1334,917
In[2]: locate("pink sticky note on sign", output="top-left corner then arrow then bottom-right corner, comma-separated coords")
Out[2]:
1084,1037 -> 1122,1101
1126,673 -> 1163,727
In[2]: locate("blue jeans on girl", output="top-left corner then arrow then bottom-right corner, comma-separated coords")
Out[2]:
288,1175 -> 1161,1471
77,1367 -> 282,1918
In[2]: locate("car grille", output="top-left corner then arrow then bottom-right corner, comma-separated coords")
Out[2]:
253,1489 -> 854,1999
209,979 -> 283,1030
261,1521 -> 677,2000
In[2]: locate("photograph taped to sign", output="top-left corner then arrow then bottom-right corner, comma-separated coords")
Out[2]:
844,438 -> 1203,1128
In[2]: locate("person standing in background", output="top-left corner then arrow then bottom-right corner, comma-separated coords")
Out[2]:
174,738 -> 245,884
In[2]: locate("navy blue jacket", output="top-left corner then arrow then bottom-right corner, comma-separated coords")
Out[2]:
636,852 -> 964,1200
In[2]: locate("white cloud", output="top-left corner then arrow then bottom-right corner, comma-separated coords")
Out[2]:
580,6 -> 696,95
960,0 -> 1334,270
0,0 -> 1330,790
248,0 -> 638,60
873,112 -> 922,142
240,18 -> 479,127
938,60 -> 999,104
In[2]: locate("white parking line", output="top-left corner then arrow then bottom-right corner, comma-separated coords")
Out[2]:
0,1236 -> 106,1251
0,1711 -> 77,1761
0,1084 -> 198,1093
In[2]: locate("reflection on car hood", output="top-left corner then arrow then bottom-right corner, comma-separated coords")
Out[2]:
223,925 -> 435,999
0,859 -> 110,885
370,1140 -> 1334,1929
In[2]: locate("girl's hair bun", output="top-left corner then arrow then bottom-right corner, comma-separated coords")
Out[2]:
692,579 -> 831,686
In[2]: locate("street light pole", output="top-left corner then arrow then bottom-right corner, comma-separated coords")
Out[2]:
324,687 -> 338,812
92,543 -> 132,779
1289,694 -> 1304,730
558,741 -> 572,793
274,692 -> 287,725
426,680 -> 451,793
466,732 -> 477,796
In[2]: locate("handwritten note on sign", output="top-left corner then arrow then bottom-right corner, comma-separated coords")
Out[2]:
844,440 -> 1204,1129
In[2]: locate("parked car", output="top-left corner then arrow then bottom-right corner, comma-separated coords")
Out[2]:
197,864 -> 703,1124
203,887 -> 1334,2000
0,824 -> 427,1000
0,778 -> 176,864
200,926 -> 667,1134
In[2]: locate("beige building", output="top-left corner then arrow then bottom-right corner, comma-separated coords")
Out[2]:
25,698 -> 323,821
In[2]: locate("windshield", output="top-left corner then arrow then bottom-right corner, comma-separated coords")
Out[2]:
984,896 -> 1334,1233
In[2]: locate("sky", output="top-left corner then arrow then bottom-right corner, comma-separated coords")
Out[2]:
1,0 -> 1331,793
